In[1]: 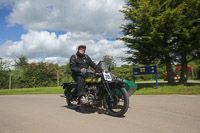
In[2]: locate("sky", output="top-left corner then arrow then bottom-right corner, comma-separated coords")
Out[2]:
0,0 -> 129,66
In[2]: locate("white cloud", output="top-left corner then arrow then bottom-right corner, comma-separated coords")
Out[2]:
0,0 -> 129,66
28,57 -> 68,66
6,0 -> 124,38
0,30 -> 127,66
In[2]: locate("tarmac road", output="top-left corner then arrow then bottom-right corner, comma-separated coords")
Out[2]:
0,94 -> 200,133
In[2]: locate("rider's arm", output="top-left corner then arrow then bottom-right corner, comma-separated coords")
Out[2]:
86,55 -> 97,69
70,55 -> 81,73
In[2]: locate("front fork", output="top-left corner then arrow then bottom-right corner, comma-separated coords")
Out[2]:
101,75 -> 114,101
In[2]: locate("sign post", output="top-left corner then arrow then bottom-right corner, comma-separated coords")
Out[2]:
133,65 -> 158,89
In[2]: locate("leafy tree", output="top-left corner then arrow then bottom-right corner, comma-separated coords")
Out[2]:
112,65 -> 133,81
188,59 -> 200,79
102,55 -> 116,69
119,0 -> 200,83
172,1 -> 200,83
0,58 -> 10,89
15,62 -> 58,88
59,62 -> 73,83
11,69 -> 26,88
15,55 -> 28,69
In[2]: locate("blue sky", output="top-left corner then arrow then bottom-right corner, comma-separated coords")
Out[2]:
0,8 -> 26,44
0,0 -> 128,66
0,7 -> 69,44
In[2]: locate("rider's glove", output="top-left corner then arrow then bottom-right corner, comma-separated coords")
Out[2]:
81,68 -> 87,74
83,69 -> 87,74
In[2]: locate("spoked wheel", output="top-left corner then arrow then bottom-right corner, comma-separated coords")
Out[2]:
103,87 -> 129,117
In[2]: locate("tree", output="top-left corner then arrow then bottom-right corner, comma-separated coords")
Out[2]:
59,62 -> 73,83
15,62 -> 58,88
188,59 -> 200,79
102,55 -> 116,69
0,58 -> 10,89
15,55 -> 28,69
119,0 -> 200,83
172,1 -> 200,83
112,65 -> 133,81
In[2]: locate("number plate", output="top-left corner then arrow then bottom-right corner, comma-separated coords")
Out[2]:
103,72 -> 112,81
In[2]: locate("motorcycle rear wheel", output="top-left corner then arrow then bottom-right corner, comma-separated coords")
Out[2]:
64,90 -> 78,107
103,87 -> 129,117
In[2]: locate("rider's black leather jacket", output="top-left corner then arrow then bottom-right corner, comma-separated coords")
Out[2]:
70,52 -> 97,77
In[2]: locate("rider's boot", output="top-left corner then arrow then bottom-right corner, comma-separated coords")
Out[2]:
80,95 -> 87,104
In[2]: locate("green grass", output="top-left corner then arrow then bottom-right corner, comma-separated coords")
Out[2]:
0,87 -> 64,95
0,83 -> 200,95
135,83 -> 200,95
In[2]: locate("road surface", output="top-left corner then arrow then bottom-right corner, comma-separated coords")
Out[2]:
0,94 -> 200,133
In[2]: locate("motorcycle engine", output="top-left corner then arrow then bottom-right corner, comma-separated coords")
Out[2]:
85,85 -> 98,105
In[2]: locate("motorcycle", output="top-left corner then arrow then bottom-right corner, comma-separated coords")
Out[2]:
62,61 -> 137,117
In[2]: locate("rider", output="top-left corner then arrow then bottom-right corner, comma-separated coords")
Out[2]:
70,44 -> 97,104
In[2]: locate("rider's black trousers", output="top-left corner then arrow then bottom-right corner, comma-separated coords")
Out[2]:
72,75 -> 85,97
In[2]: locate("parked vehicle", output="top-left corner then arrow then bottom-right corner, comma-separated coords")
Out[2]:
164,65 -> 192,81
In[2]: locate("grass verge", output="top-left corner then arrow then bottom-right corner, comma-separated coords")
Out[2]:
0,87 -> 63,95
135,83 -> 200,95
0,83 -> 200,95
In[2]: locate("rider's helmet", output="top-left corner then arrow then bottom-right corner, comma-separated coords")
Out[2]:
78,44 -> 86,51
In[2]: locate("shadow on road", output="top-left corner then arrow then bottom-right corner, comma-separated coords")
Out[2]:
61,105 -> 108,115
60,95 -> 126,118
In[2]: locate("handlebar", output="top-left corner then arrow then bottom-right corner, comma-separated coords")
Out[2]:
86,69 -> 95,73
83,68 -> 103,77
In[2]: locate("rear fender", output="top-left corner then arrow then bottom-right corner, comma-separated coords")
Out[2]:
62,82 -> 77,90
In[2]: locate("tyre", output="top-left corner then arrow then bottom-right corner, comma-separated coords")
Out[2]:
64,89 -> 78,106
103,87 -> 129,117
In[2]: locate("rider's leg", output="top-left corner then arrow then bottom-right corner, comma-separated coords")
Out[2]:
77,76 -> 85,97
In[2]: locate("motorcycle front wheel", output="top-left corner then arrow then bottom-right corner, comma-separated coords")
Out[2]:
103,87 -> 129,117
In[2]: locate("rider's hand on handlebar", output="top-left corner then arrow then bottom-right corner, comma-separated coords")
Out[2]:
81,68 -> 87,74
81,68 -> 85,72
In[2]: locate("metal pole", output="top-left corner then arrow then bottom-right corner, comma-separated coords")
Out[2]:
133,75 -> 135,83
133,68 -> 135,83
57,70 -> 59,87
9,71 -> 12,89
155,71 -> 158,89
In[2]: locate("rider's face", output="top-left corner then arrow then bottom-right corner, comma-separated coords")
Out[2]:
78,48 -> 85,54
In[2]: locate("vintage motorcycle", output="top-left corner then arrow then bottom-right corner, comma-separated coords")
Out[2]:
62,61 -> 137,117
